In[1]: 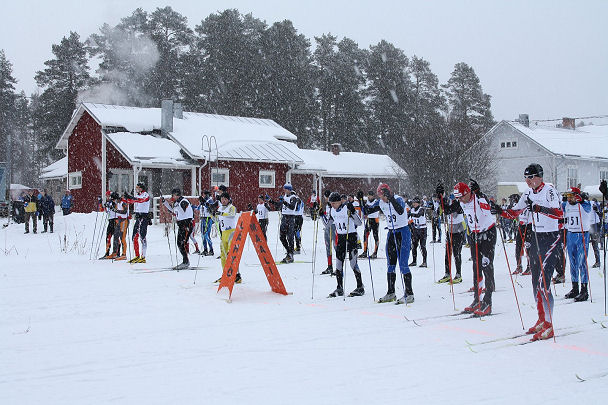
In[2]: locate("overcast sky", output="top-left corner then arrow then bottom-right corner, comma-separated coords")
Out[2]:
2,0 -> 607,121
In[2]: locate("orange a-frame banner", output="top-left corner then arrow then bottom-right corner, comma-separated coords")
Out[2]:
217,212 -> 287,299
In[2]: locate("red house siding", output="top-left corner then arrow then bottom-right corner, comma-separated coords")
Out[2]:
197,161 -> 291,212
68,113 -> 102,212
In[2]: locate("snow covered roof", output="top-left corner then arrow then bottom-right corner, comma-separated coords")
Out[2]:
39,156 -> 68,179
105,132 -> 196,167
508,122 -> 608,160
283,143 -> 401,178
56,103 -> 298,163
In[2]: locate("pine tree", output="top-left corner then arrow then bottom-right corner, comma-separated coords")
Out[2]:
33,31 -> 91,164
0,49 -> 17,164
442,62 -> 496,192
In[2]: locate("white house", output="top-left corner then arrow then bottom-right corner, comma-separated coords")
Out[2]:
486,117 -> 608,198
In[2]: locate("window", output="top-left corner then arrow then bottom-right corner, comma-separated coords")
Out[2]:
211,168 -> 229,187
259,170 -> 276,188
108,169 -> 133,194
68,171 -> 82,189
500,140 -> 517,149
500,142 -> 505,148
512,141 -> 517,147
600,168 -> 608,183
567,166 -> 578,188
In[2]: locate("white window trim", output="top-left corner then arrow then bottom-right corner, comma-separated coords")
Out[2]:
259,170 -> 276,188
68,171 -> 82,190
600,167 -> 608,183
211,168 -> 229,187
566,165 -> 578,188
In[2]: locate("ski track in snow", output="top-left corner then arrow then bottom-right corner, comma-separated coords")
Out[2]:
1,212 -> 607,404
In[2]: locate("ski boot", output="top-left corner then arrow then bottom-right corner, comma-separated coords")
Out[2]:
408,260 -> 417,267
201,249 -> 208,256
395,273 -> 414,304
552,274 -> 565,284
348,269 -> 365,296
235,273 -> 242,284
99,251 -> 111,260
565,282 -> 579,299
328,287 -> 344,298
452,273 -> 462,284
115,255 -> 127,261
294,247 -> 301,255
280,254 -> 294,264
574,283 -> 589,302
592,262 -> 600,268
512,265 -> 523,275
531,322 -> 554,341
321,265 -> 334,275
207,248 -> 214,256
174,262 -> 190,270
464,299 -> 480,314
419,261 -> 427,268
474,298 -> 492,317
128,256 -> 141,264
358,251 -> 368,259
437,274 -> 451,283
138,257 -> 146,263
521,266 -> 531,276
378,273 -> 397,303
526,318 -> 546,335
370,251 -> 378,259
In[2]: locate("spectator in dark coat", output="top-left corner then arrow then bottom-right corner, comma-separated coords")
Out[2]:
61,190 -> 73,215
39,189 -> 55,233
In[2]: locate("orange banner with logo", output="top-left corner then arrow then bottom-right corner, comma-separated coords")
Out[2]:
217,212 -> 287,299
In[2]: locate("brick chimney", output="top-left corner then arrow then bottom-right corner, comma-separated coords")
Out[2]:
562,117 -> 575,129
518,114 -> 529,127
331,143 -> 342,155
161,99 -> 174,133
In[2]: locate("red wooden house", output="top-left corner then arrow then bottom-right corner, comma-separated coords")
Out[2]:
54,101 -> 403,215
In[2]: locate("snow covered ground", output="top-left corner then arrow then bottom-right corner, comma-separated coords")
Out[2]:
1,211 -> 607,404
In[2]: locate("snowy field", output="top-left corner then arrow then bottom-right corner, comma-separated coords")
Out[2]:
1,211 -> 607,404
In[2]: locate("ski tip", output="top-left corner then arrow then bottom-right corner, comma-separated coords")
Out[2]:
467,346 -> 477,353
575,374 -> 585,382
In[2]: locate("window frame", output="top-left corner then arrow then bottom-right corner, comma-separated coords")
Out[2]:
211,168 -> 230,187
68,171 -> 82,190
566,165 -> 579,188
259,170 -> 276,188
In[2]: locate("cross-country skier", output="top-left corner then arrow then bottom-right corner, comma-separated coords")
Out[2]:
439,180 -> 497,317
359,191 -> 380,259
320,189 -> 336,275
124,183 -> 151,263
510,194 -> 531,275
323,192 -> 365,298
437,193 -> 465,284
162,188 -> 194,270
198,191 -> 215,256
274,184 -> 298,263
256,195 -> 270,240
308,191 -> 320,221
215,192 -> 241,283
365,183 -> 414,304
430,196 -> 442,243
293,190 -> 304,254
493,164 -> 563,341
589,198 -> 601,268
562,187 -> 591,301
408,196 -> 428,268
107,192 -> 129,261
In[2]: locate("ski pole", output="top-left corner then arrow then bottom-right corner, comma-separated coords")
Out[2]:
194,217 -> 206,284
89,209 -> 100,260
496,214 -> 525,329
276,211 -> 282,258
577,203 -> 593,302
529,207 -> 557,342
343,213 -> 350,302
364,217 -> 376,301
472,195 -> 483,309
439,196 -> 456,311
602,194 -> 607,316
94,210 -> 109,258
311,216 -> 319,299
387,201 -> 407,302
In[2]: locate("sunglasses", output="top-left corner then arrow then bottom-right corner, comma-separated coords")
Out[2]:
524,174 -> 538,179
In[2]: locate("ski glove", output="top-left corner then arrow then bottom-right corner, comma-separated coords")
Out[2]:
346,202 -> 356,216
600,180 -> 608,199
469,179 -> 481,195
489,200 -> 502,215
381,188 -> 392,198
